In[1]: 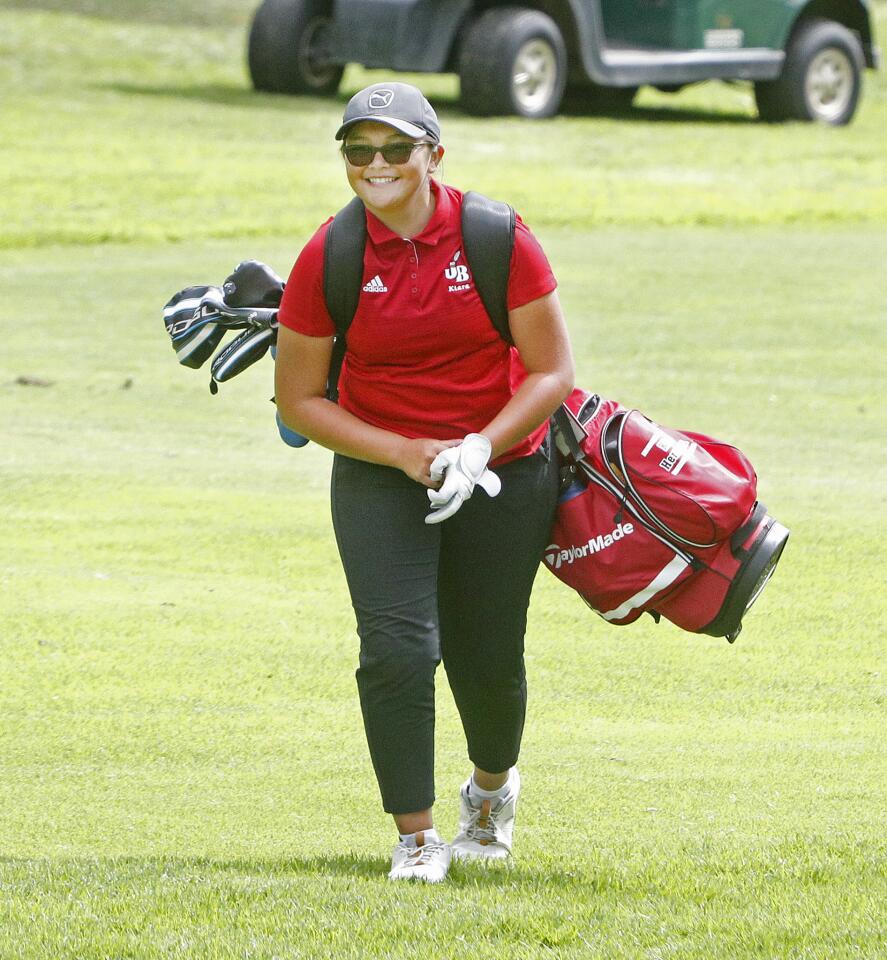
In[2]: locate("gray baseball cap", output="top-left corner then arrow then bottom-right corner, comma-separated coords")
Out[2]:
335,82 -> 440,142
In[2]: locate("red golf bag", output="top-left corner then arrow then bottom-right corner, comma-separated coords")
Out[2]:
546,390 -> 789,642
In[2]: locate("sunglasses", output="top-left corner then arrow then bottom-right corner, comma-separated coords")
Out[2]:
342,141 -> 436,167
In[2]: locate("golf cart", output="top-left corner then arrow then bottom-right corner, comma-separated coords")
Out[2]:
247,0 -> 879,125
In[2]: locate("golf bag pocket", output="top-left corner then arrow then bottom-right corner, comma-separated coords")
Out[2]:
601,411 -> 757,548
544,472 -> 694,625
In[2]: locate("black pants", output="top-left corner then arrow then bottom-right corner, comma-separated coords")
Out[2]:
331,442 -> 559,815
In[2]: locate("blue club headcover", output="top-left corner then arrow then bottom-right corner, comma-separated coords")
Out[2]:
163,285 -> 227,369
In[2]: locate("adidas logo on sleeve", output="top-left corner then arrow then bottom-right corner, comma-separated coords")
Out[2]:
362,275 -> 388,293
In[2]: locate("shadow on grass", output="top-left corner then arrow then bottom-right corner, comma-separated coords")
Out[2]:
100,82 -> 318,111
0,853 -> 598,889
103,82 -> 461,116
270,854 -> 590,888
189,853 -> 586,888
559,100 -> 757,124
102,81 -> 757,126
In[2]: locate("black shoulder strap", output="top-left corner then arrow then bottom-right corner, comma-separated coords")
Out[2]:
461,191 -> 516,345
323,195 -> 366,400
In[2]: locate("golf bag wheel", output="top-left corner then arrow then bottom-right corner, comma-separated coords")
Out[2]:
754,17 -> 864,125
700,517 -> 790,642
248,0 -> 343,95
459,7 -> 567,119
723,532 -> 787,643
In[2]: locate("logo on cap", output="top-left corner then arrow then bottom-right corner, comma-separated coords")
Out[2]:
368,89 -> 394,109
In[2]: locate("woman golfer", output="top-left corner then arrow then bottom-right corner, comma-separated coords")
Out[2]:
275,82 -> 574,883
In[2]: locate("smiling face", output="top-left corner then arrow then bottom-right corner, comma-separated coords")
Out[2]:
342,121 -> 443,223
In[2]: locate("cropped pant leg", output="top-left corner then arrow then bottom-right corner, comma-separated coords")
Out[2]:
331,454 -> 441,815
438,443 -> 559,773
330,442 -> 558,814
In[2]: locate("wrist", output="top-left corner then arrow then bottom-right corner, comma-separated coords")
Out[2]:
476,428 -> 505,460
385,434 -> 412,472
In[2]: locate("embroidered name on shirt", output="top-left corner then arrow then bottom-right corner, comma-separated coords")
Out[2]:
362,275 -> 388,293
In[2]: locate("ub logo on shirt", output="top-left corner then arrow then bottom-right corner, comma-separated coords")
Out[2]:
444,250 -> 471,292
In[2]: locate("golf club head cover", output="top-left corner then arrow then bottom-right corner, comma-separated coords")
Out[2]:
163,284 -> 228,369
425,433 -> 501,524
223,260 -> 285,309
209,324 -> 278,390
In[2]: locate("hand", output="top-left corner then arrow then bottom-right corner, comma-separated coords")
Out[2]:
425,433 -> 501,524
397,438 -> 461,488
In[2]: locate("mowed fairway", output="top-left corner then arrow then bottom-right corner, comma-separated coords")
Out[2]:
1,2 -> 885,958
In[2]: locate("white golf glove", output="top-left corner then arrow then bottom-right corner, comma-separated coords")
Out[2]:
425,433 -> 502,525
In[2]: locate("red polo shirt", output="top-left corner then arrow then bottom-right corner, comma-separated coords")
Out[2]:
278,181 -> 557,463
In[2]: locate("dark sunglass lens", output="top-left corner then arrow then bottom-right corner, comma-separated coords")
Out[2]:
344,142 -> 427,166
381,143 -> 414,164
344,145 -> 374,166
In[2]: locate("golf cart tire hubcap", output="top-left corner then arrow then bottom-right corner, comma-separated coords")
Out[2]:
512,39 -> 557,113
805,47 -> 854,121
298,16 -> 337,87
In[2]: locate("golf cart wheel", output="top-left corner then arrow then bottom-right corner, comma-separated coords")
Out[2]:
754,17 -> 863,125
459,7 -> 567,118
248,0 -> 343,95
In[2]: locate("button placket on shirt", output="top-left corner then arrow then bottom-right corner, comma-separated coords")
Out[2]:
405,239 -> 419,298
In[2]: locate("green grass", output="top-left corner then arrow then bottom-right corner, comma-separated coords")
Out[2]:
2,2 -> 887,248
2,2 -> 887,958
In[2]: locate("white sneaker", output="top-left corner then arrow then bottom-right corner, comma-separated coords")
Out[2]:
388,831 -> 452,883
451,769 -> 521,860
